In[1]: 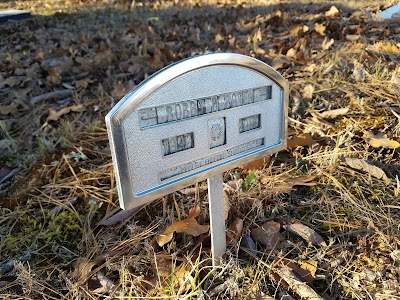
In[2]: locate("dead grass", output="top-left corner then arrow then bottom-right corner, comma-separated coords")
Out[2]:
1,0 -> 400,299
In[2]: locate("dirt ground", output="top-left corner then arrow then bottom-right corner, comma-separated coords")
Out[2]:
1,0 -> 400,299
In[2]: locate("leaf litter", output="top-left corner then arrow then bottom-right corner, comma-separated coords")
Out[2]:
155,206 -> 209,247
1,0 -> 400,299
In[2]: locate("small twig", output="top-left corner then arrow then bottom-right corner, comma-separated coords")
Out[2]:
0,167 -> 22,185
0,253 -> 33,275
31,90 -> 73,105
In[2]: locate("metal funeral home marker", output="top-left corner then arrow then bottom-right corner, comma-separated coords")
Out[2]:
106,53 -> 288,266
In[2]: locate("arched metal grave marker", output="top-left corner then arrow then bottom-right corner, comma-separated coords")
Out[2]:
106,53 -> 288,267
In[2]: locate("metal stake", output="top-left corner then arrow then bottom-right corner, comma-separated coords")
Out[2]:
207,173 -> 226,267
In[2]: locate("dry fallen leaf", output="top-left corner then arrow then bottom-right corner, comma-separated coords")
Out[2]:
342,157 -> 389,183
274,266 -> 324,300
240,156 -> 271,170
325,6 -> 340,18
69,257 -> 98,284
287,133 -> 314,149
346,34 -> 360,42
353,61 -> 365,82
300,260 -> 318,283
224,191 -> 230,220
261,175 -> 317,194
290,24 -> 303,37
251,221 -> 286,250
226,218 -> 244,245
303,84 -> 314,100
93,271 -> 118,294
367,132 -> 400,149
0,167 -> 21,184
320,107 -> 349,119
271,56 -> 290,70
314,23 -> 326,36
47,67 -> 62,85
0,103 -> 19,116
99,205 -> 143,226
286,48 -> 297,59
279,259 -> 317,285
75,78 -> 94,90
285,175 -> 318,187
283,222 -> 327,247
155,207 -> 209,247
179,185 -> 208,196
321,37 -> 334,50
150,256 -> 193,294
42,104 -> 84,128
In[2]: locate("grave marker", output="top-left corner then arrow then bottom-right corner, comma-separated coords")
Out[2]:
106,53 -> 288,266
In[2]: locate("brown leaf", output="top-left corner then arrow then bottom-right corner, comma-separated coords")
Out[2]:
283,223 -> 326,247
151,255 -> 174,277
150,256 -> 193,293
299,260 -> 318,284
156,210 -> 209,247
98,205 -> 143,226
303,84 -> 314,99
320,107 -> 349,119
261,175 -> 317,194
171,262 -> 193,293
271,56 -> 290,70
314,23 -> 326,36
279,259 -> 316,285
42,104 -> 84,128
285,175 -> 317,187
69,257 -> 98,283
224,191 -> 230,220
215,33 -> 224,43
321,37 -> 334,50
93,271 -> 117,294
179,185 -> 207,196
342,157 -> 389,183
290,24 -> 303,37
274,266 -> 324,300
287,133 -> 314,149
1,76 -> 23,88
226,218 -> 244,245
240,156 -> 271,170
75,78 -> 94,90
0,103 -> 19,116
346,34 -> 360,41
286,48 -> 297,59
0,167 -> 21,184
187,206 -> 201,218
367,133 -> 400,149
251,221 -> 286,250
325,6 -> 340,18
47,67 -> 62,85
353,62 -> 365,82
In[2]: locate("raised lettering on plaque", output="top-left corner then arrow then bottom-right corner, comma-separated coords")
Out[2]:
162,132 -> 194,156
239,114 -> 261,133
138,85 -> 272,129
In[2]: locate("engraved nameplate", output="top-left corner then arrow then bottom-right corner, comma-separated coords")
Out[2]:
160,138 -> 264,181
162,132 -> 194,156
239,114 -> 261,133
138,85 -> 272,129
106,53 -> 288,210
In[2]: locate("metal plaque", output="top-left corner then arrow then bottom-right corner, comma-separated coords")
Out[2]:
106,53 -> 288,210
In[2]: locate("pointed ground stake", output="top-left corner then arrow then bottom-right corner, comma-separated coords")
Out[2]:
207,173 -> 226,267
